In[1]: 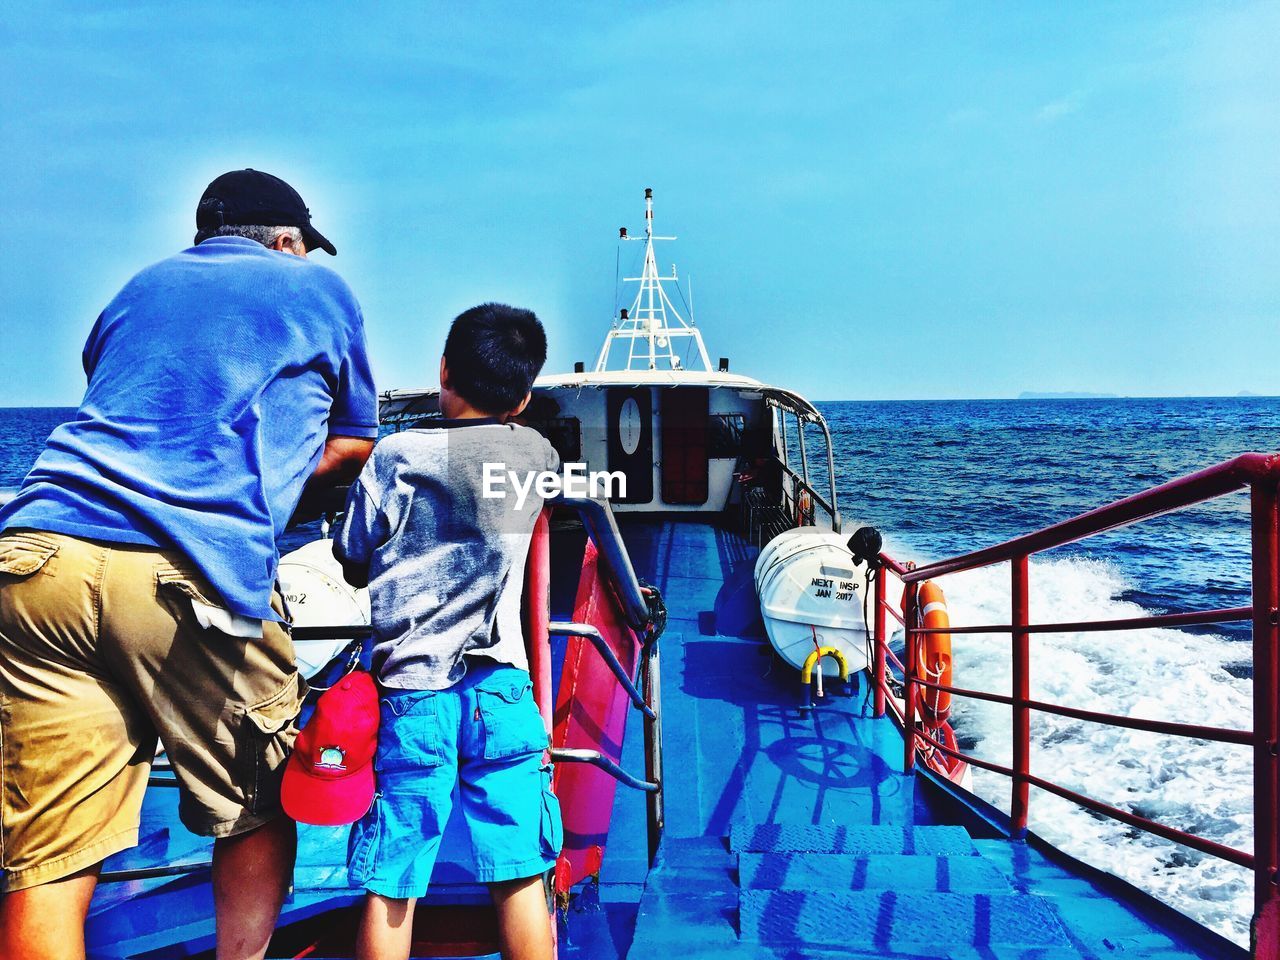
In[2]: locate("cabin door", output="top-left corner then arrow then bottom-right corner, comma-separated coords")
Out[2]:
660,387 -> 710,505
606,387 -> 654,503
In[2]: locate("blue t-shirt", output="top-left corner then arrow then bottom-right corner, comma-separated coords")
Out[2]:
0,236 -> 378,620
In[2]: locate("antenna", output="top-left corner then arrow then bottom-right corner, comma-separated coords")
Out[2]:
593,189 -> 714,373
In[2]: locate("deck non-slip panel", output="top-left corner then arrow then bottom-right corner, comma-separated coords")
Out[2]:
739,852 -> 1012,892
731,823 -> 977,857
740,890 -> 1070,948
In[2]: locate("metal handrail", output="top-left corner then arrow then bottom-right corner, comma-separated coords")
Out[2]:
641,625 -> 664,865
765,396 -> 841,532
555,494 -> 651,630
910,673 -> 1254,745
815,414 -> 840,533
549,748 -> 659,793
549,496 -> 666,865
777,459 -> 838,523
907,605 -> 1253,636
900,452 -> 1280,583
867,450 -> 1280,950
549,621 -> 655,719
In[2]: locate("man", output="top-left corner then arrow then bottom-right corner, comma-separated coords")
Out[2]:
0,169 -> 377,960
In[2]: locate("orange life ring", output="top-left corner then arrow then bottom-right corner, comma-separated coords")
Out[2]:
903,580 -> 952,728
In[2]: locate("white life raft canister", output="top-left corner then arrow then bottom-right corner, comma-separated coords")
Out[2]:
754,528 -> 870,677
277,538 -> 370,678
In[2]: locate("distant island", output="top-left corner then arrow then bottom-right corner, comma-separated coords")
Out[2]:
1018,391 -> 1120,400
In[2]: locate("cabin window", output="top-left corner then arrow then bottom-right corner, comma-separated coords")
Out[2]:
530,417 -> 582,463
708,414 -> 746,459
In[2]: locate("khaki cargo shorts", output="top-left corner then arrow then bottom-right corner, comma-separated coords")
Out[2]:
0,530 -> 305,892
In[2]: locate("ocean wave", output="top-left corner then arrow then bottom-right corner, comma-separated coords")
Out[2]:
883,550 -> 1254,946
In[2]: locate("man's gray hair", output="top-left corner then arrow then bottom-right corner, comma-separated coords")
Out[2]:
193,224 -> 304,249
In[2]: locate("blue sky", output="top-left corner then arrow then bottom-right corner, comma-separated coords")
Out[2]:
2,2 -> 1276,404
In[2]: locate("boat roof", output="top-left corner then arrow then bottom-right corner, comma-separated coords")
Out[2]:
380,373 -> 826,423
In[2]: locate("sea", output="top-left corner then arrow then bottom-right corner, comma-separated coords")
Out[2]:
2,396 -> 1277,945
820,396 -> 1277,947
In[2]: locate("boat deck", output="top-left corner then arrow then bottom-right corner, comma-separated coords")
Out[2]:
568,519 -> 1238,959
84,519 -> 1240,958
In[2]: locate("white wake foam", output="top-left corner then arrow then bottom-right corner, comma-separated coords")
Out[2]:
887,553 -> 1253,946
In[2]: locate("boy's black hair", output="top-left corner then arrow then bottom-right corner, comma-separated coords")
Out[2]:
443,303 -> 548,414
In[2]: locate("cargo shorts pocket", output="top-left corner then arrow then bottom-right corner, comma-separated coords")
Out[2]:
540,771 -> 563,860
0,533 -> 59,578
348,793 -> 383,882
377,692 -> 446,773
475,677 -> 548,761
241,673 -> 303,815
155,566 -> 219,609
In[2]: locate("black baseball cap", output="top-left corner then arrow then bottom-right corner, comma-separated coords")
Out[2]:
196,169 -> 337,255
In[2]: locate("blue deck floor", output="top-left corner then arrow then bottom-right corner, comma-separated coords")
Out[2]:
86,518 -> 1242,959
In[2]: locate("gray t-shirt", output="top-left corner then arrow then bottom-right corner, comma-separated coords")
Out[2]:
333,419 -> 560,690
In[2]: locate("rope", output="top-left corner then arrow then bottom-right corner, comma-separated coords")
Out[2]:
911,593 -> 946,719
909,596 -> 938,719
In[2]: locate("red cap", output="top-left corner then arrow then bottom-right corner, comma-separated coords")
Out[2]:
282,670 -> 379,826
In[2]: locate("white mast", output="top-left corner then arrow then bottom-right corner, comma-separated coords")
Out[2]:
594,188 -> 713,373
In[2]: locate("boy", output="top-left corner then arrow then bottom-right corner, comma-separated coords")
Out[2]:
332,303 -> 562,960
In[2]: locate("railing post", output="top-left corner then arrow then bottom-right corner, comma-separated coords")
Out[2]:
1251,481 -> 1280,959
1011,555 -> 1031,839
778,406 -> 789,469
816,415 -> 841,533
642,637 -> 665,866
902,584 -> 919,772
796,412 -> 811,492
873,571 -> 887,718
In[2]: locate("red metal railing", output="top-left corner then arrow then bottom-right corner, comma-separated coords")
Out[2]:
868,452 -> 1280,956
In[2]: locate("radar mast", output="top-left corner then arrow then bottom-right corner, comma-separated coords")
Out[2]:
594,189 -> 713,372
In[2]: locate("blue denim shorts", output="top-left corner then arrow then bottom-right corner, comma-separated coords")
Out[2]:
348,661 -> 562,898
